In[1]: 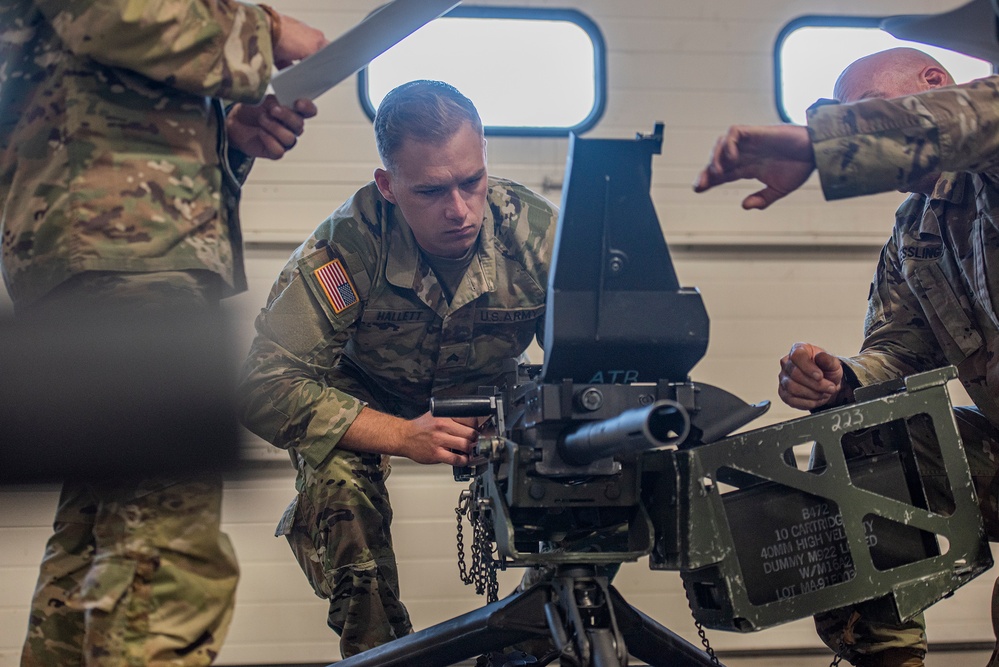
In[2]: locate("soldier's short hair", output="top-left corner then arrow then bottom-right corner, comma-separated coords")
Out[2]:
374,80 -> 484,170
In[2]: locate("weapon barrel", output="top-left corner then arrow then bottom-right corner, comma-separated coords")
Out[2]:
559,400 -> 689,466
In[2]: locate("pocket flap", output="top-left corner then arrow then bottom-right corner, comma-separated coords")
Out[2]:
275,497 -> 298,538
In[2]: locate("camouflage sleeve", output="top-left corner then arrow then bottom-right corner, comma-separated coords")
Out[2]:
522,187 -> 559,290
34,0 -> 272,101
237,210 -> 377,470
839,234 -> 948,386
238,329 -> 364,471
490,178 -> 559,291
524,186 -> 557,347
808,76 -> 999,200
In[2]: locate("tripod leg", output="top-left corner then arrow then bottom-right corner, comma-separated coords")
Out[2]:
608,587 -> 725,667
587,628 -> 626,667
331,585 -> 552,667
542,567 -> 629,667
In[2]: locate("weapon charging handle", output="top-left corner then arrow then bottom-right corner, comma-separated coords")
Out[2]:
430,396 -> 497,417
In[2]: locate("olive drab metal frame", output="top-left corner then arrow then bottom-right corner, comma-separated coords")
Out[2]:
646,365 -> 993,632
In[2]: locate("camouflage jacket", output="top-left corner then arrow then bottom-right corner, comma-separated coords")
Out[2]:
0,0 -> 274,308
807,75 -> 999,424
239,178 -> 558,470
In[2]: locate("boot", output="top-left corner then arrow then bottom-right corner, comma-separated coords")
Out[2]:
853,648 -> 925,667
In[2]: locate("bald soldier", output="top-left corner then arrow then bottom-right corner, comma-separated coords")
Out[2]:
695,48 -> 999,667
238,80 -> 559,658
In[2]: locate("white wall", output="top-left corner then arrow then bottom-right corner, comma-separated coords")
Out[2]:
2,0 -> 993,665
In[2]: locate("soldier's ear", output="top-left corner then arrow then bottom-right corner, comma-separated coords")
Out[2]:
374,168 -> 398,204
921,66 -> 950,90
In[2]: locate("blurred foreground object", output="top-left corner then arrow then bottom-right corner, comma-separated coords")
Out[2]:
0,309 -> 240,483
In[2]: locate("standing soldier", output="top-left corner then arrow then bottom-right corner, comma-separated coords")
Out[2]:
238,80 -> 559,658
1,1 -> 326,664
694,48 -> 999,667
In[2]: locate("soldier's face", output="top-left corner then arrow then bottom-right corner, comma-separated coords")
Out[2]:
374,122 -> 488,258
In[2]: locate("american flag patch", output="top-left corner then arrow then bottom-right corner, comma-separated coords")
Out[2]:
313,259 -> 358,313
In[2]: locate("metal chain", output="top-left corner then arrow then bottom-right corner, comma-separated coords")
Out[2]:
827,637 -> 847,667
455,505 -> 471,585
470,516 -> 485,594
694,620 -> 721,666
454,495 -> 499,603
473,513 -> 499,602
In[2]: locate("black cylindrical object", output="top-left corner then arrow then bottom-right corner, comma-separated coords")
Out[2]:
560,400 -> 690,466
430,396 -> 497,417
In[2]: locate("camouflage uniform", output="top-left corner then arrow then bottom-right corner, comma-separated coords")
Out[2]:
0,0 -> 273,309
238,178 -> 557,657
1,1 -> 276,664
806,75 -> 999,666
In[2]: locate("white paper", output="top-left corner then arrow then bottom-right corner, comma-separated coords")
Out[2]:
271,0 -> 462,104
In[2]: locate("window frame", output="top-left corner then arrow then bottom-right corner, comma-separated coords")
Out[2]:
356,5 -> 607,137
773,15 -> 884,124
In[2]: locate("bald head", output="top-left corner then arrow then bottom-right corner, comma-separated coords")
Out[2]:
833,47 -> 954,103
833,48 -> 955,194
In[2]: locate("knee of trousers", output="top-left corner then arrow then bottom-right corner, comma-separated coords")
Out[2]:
279,487 -> 398,601
326,563 -> 413,658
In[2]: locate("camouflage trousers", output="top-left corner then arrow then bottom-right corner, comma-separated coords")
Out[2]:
19,270 -> 239,666
274,367 -> 426,659
22,477 -> 239,667
277,448 -> 413,659
815,406 -> 999,666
